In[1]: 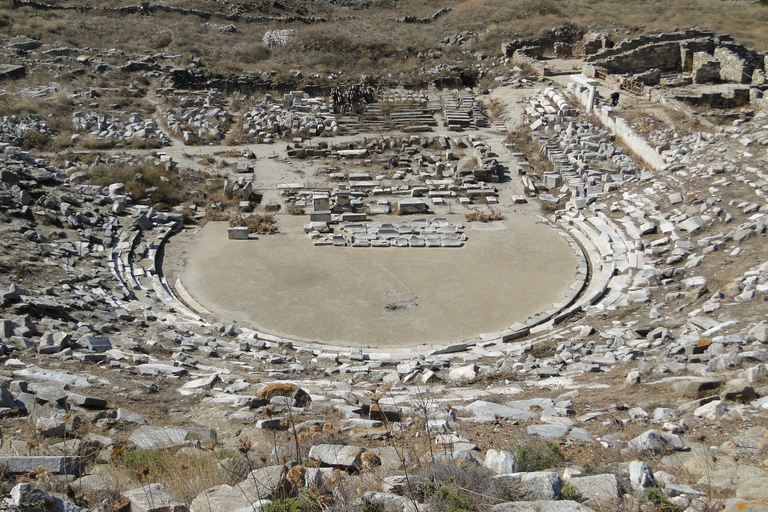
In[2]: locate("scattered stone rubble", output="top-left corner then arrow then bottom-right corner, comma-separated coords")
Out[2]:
0,116 -> 53,145
3,47 -> 768,512
164,89 -> 230,144
72,111 -> 170,146
262,29 -> 296,48
237,91 -> 338,144
308,217 -> 466,248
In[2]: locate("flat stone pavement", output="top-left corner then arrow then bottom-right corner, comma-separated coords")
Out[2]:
165,213 -> 578,348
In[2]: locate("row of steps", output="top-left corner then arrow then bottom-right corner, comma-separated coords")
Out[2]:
336,102 -> 437,133
552,209 -> 647,319
109,222 -> 207,326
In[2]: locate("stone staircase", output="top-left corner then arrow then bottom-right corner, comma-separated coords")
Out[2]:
109,220 -> 208,327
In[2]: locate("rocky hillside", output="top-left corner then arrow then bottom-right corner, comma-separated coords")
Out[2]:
1,3 -> 768,512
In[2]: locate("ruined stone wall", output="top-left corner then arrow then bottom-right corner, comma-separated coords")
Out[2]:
583,30 -> 765,81
596,109 -> 666,171
714,44 -> 764,84
592,41 -> 683,74
692,52 -> 721,83
673,88 -> 751,108
11,0 -> 327,23
513,48 -> 550,76
502,25 -> 584,57
680,39 -> 716,71
567,80 -> 665,170
584,30 -> 715,63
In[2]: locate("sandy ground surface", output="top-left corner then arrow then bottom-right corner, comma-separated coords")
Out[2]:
164,214 -> 577,347
156,83 -> 582,348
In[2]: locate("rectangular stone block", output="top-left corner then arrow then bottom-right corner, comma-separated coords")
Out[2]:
309,211 -> 332,222
501,323 -> 530,342
68,392 -> 108,409
228,227 -> 249,240
341,213 -> 366,222
79,335 -> 112,352
0,456 -> 85,476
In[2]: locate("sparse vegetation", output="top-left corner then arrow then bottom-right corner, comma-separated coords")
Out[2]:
515,441 -> 566,472
88,162 -> 180,206
262,496 -> 319,512
418,461 -> 521,512
229,213 -> 278,234
286,204 -> 305,215
2,3 -> 768,512
113,448 -> 241,505
560,482 -> 581,501
465,210 -> 503,222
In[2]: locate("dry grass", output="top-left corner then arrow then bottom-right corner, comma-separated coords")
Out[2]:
109,447 -> 244,506
229,214 -> 278,234
465,210 -> 503,222
3,0 -> 766,85
88,162 -> 181,207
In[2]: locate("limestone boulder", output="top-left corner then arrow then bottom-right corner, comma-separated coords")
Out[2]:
568,474 -> 620,506
308,444 -> 379,470
515,472 -> 562,500
485,449 -> 517,475
190,485 -> 271,512
10,483 -> 88,512
448,364 -> 478,382
122,483 -> 187,512
490,500 -> 596,512
627,429 -> 684,455
629,461 -> 656,491
257,383 -> 311,407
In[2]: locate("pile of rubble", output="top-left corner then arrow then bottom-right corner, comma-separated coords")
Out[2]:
72,111 -> 170,146
0,116 -> 53,145
237,91 -> 337,143
2,55 -> 768,512
164,89 -> 231,144
306,217 -> 467,247
262,29 -> 296,48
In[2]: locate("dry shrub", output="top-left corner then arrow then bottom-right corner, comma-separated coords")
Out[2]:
286,204 -> 305,216
539,198 -> 566,213
110,448 -> 242,506
81,138 -> 116,151
229,214 -> 278,235
90,162 -> 180,206
465,210 -> 503,222
414,460 -> 522,511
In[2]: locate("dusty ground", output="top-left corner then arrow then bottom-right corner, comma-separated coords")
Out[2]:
164,214 -> 577,347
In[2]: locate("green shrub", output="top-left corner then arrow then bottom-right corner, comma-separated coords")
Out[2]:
359,500 -> 384,512
560,482 -> 581,501
89,162 -> 180,206
117,448 -> 165,470
262,495 -> 320,512
262,499 -> 305,512
644,488 -> 669,505
515,441 -> 565,472
424,483 -> 474,512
